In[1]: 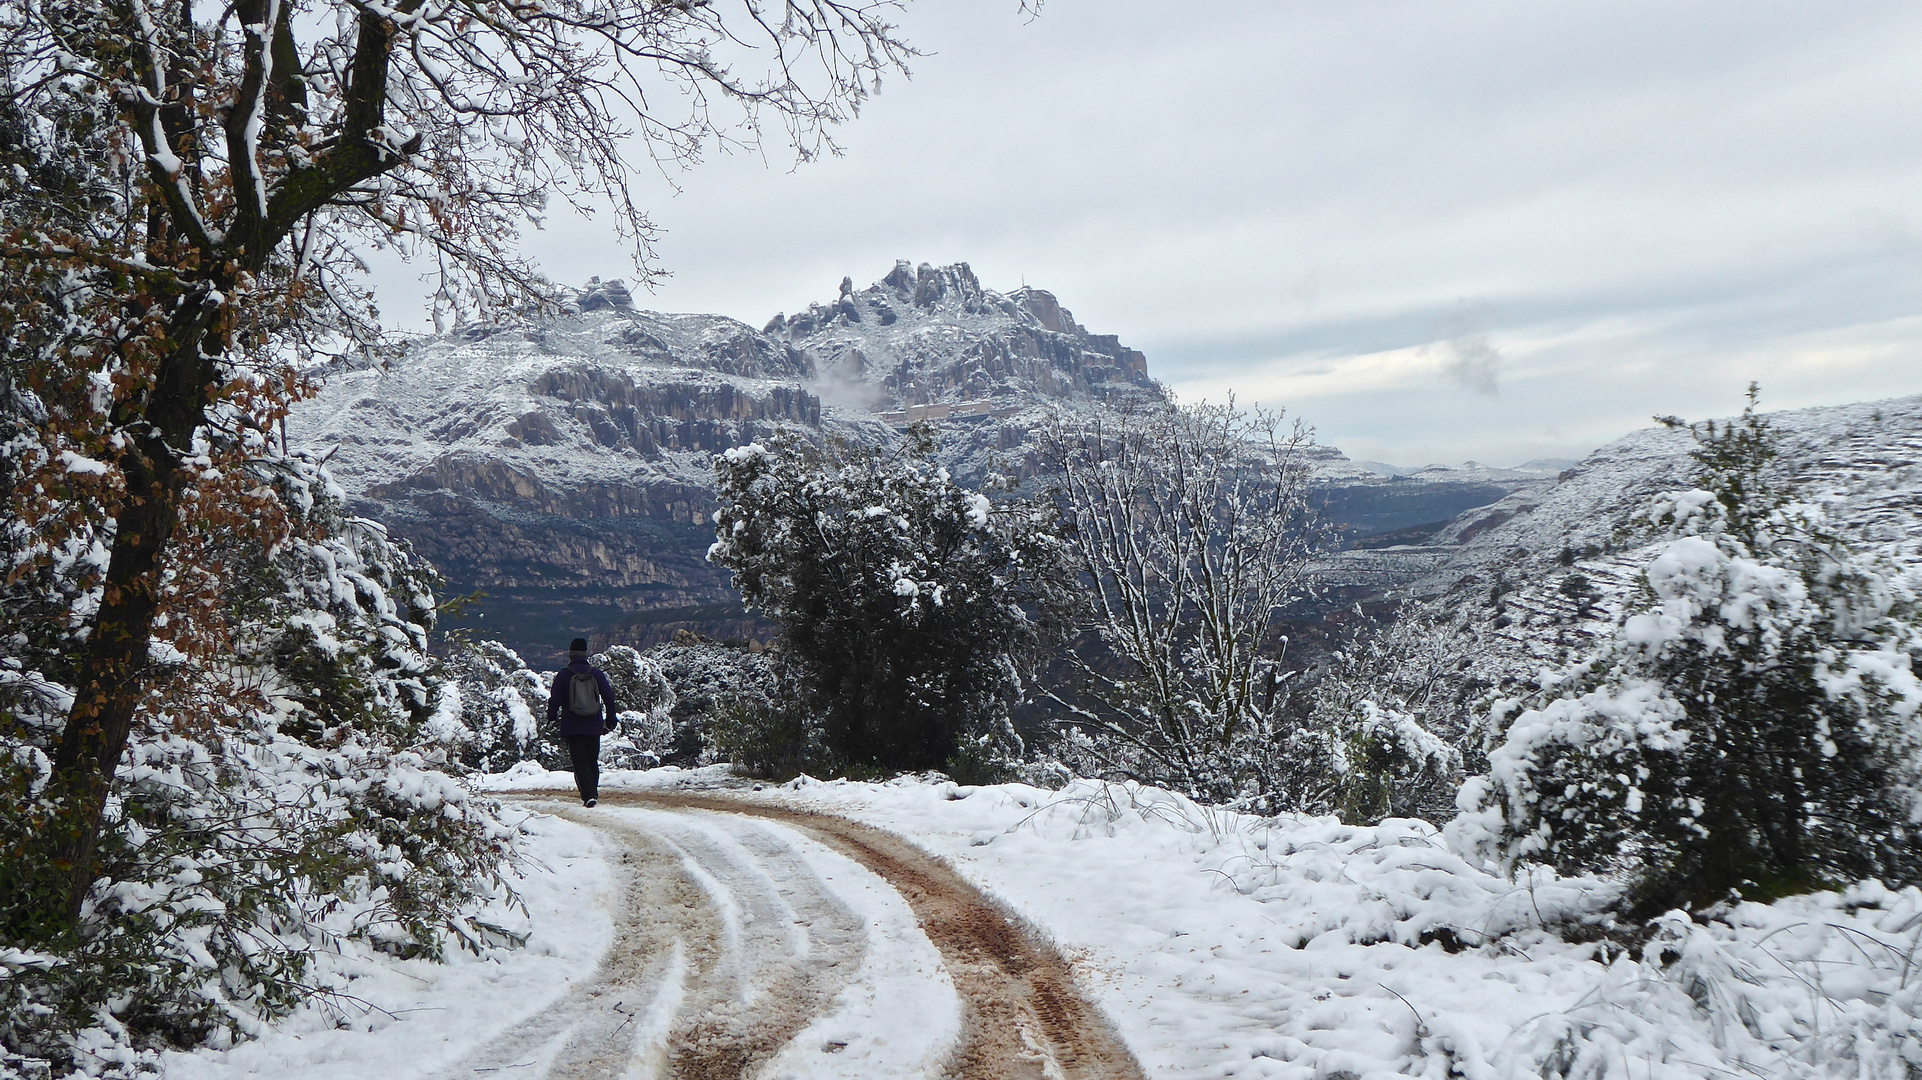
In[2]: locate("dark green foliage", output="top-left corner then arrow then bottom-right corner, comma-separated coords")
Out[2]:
705,689 -> 821,780
1688,382 -> 1786,542
708,430 -> 1066,775
1558,573 -> 1597,617
1465,389 -> 1922,916
646,639 -> 778,767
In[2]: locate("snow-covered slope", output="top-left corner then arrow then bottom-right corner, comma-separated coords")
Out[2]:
1396,393 -> 1922,698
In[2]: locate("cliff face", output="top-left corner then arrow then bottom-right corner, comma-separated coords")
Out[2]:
289,262 -> 1181,664
289,262 -> 1541,665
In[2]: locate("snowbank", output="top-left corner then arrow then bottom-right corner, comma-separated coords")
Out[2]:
758,774 -> 1919,1080
156,811 -> 616,1080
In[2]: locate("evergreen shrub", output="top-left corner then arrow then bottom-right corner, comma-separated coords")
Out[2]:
1455,392 -> 1922,915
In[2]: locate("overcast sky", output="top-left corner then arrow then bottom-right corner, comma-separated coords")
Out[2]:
373,0 -> 1922,468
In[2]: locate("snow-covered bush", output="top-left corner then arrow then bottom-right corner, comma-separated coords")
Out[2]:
1457,396 -> 1922,916
706,687 -> 822,779
647,637 -> 778,767
449,640 -> 552,773
708,428 -> 1067,775
449,634 -> 722,768
236,464 -> 448,750
0,454 -> 521,1075
0,732 -> 518,1065
1286,602 -> 1478,823
1321,702 -> 1462,825
591,646 -> 676,768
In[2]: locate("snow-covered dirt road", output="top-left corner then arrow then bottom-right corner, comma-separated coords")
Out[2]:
437,792 -> 1144,1080
162,770 -> 1919,1080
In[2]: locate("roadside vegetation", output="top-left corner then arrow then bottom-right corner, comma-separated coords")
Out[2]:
690,387 -> 1922,928
0,0 -> 914,1072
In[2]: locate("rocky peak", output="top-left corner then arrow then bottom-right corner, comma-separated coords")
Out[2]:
575,276 -> 635,312
908,261 -> 985,310
1009,286 -> 1075,335
766,260 -> 1161,411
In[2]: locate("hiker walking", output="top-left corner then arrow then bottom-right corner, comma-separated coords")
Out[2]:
548,637 -> 618,807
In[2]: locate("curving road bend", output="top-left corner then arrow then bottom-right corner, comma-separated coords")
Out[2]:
437,791 -> 1144,1080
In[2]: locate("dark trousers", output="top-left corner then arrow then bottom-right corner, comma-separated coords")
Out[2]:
564,735 -> 601,802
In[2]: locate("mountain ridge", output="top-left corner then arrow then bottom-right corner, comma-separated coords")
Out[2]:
289,261 -> 1545,664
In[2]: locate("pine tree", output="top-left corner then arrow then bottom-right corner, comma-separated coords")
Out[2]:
1457,389 -> 1922,915
708,429 -> 1068,774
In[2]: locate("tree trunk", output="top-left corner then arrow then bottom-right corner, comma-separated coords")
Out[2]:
45,445 -> 179,924
40,295 -> 218,930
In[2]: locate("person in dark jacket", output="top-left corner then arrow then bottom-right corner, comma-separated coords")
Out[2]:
547,637 -> 618,806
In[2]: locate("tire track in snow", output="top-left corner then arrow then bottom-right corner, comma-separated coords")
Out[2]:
623,808 -> 879,1078
432,801 -> 873,1079
455,792 -> 1143,1079
606,792 -> 1147,1080
427,807 -> 708,1079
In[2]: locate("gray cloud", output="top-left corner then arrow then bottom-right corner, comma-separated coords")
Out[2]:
362,0 -> 1922,465
1422,302 -> 1504,397
1433,334 -> 1504,397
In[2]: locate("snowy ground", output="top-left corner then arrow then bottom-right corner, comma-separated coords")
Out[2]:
751,773 -> 1922,1080
158,765 -> 1922,1080
157,808 -> 618,1080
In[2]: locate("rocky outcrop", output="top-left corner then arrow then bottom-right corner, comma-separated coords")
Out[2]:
769,261 -> 1162,410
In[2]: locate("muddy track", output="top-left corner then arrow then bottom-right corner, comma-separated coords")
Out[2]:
437,800 -> 875,1080
447,790 -> 1142,1079
602,790 -> 1146,1080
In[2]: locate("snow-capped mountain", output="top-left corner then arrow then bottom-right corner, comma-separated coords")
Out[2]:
288,262 -> 1547,663
1350,458 -> 1576,481
289,262 -> 1179,661
767,260 -> 1157,410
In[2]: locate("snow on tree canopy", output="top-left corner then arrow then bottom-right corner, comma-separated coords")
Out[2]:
1455,399 -> 1922,915
707,428 -> 1068,773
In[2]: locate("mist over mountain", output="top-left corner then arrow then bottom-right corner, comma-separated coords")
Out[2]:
289,262 -> 1545,665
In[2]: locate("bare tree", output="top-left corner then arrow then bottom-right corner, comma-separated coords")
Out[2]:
1037,399 -> 1326,802
0,0 -> 914,933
